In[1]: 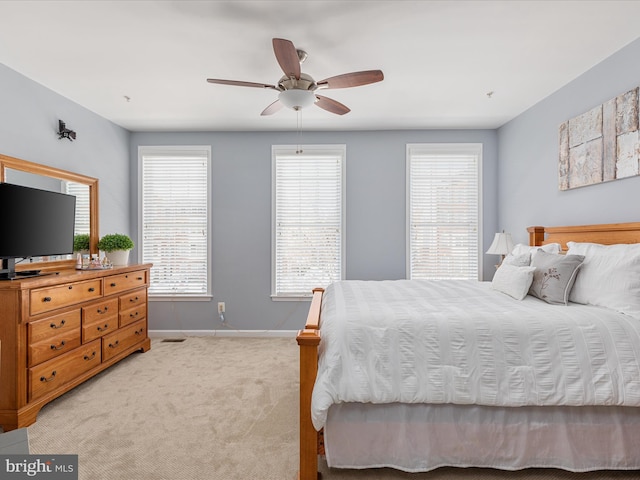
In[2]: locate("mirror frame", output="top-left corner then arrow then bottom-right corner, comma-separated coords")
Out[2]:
0,153 -> 99,273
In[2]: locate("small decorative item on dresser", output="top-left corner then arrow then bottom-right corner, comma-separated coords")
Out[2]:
97,233 -> 134,266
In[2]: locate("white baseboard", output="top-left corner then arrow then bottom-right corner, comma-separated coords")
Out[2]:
149,329 -> 298,338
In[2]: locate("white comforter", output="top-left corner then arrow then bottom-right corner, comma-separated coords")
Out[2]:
311,280 -> 640,430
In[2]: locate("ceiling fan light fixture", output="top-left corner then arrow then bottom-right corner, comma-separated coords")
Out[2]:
278,89 -> 316,110
207,38 -> 383,116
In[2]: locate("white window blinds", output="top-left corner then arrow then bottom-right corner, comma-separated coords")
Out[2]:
407,144 -> 481,280
139,147 -> 210,297
272,145 -> 345,298
64,181 -> 89,235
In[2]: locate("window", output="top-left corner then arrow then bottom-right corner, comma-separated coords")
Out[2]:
407,143 -> 481,280
64,181 -> 89,235
272,145 -> 345,299
139,146 -> 210,298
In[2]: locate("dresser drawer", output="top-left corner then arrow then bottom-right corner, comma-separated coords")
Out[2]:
28,328 -> 82,367
28,340 -> 101,402
28,310 -> 81,345
119,288 -> 146,310
82,317 -> 118,343
119,303 -> 147,328
82,298 -> 119,325
30,279 -> 103,315
104,270 -> 147,296
102,319 -> 147,362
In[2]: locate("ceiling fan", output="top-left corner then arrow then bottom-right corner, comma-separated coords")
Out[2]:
207,38 -> 384,116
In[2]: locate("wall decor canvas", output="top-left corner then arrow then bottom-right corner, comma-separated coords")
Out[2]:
559,87 -> 639,190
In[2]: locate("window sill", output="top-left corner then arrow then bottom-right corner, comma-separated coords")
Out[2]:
270,295 -> 312,302
150,294 -> 213,302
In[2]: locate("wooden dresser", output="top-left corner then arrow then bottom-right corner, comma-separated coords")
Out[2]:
0,264 -> 152,431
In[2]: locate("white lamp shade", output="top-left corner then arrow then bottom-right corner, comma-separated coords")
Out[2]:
486,232 -> 514,256
278,89 -> 316,110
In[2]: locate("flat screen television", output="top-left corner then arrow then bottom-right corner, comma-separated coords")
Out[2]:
0,182 -> 76,280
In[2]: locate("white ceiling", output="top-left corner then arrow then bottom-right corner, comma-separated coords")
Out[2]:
1,1 -> 639,132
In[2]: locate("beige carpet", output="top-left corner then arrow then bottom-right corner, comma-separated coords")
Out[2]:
27,337 -> 640,480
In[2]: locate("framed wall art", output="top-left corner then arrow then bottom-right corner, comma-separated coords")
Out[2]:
559,86 -> 639,190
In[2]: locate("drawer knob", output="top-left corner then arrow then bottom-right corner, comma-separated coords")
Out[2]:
88,287 -> 95,292
130,312 -> 139,318
50,341 -> 66,351
108,340 -> 120,349
84,352 -> 97,361
135,328 -> 144,336
50,319 -> 66,329
110,282 -> 117,287
97,307 -> 109,314
97,324 -> 109,332
130,297 -> 139,302
137,277 -> 143,281
43,297 -> 52,302
68,285 -> 73,290
40,371 -> 57,382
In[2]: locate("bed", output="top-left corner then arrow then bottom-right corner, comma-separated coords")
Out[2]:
296,222 -> 640,479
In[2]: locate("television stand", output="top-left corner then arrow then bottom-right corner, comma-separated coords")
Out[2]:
0,258 -> 17,280
0,263 -> 152,431
0,271 -> 53,281
15,269 -> 42,277
0,259 -> 46,280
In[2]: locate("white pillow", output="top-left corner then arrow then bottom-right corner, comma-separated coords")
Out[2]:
503,252 -> 531,267
491,264 -> 536,300
511,242 -> 562,257
566,241 -> 640,317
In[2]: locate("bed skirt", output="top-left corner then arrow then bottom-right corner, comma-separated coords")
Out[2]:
324,403 -> 640,472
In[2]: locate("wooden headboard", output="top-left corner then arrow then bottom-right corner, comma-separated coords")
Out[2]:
528,222 -> 640,251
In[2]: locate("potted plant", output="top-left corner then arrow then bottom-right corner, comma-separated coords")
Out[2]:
98,233 -> 134,266
73,233 -> 90,254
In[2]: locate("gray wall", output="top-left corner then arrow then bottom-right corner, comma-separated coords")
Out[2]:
0,63 -> 131,236
130,130 -> 498,331
1,60 -> 498,333
10,27 -> 640,333
498,37 -> 640,245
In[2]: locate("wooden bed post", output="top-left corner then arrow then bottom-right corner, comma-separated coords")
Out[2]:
528,226 -> 546,246
296,288 -> 323,480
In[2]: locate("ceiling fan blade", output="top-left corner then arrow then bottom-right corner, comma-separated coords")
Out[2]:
272,38 -> 301,80
315,95 -> 350,115
317,70 -> 384,89
260,100 -> 284,116
207,78 -> 278,90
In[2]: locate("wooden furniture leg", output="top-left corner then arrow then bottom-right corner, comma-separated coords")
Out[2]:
296,288 -> 323,480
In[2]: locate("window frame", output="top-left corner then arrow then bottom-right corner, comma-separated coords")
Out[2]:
138,145 -> 212,301
271,144 -> 346,301
406,143 -> 483,281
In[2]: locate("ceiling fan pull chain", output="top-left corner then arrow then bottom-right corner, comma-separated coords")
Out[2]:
296,109 -> 303,154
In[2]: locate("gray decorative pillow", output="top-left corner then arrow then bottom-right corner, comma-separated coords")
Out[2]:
528,250 -> 585,305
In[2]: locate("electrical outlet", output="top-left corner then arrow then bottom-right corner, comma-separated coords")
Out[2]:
217,302 -> 225,314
